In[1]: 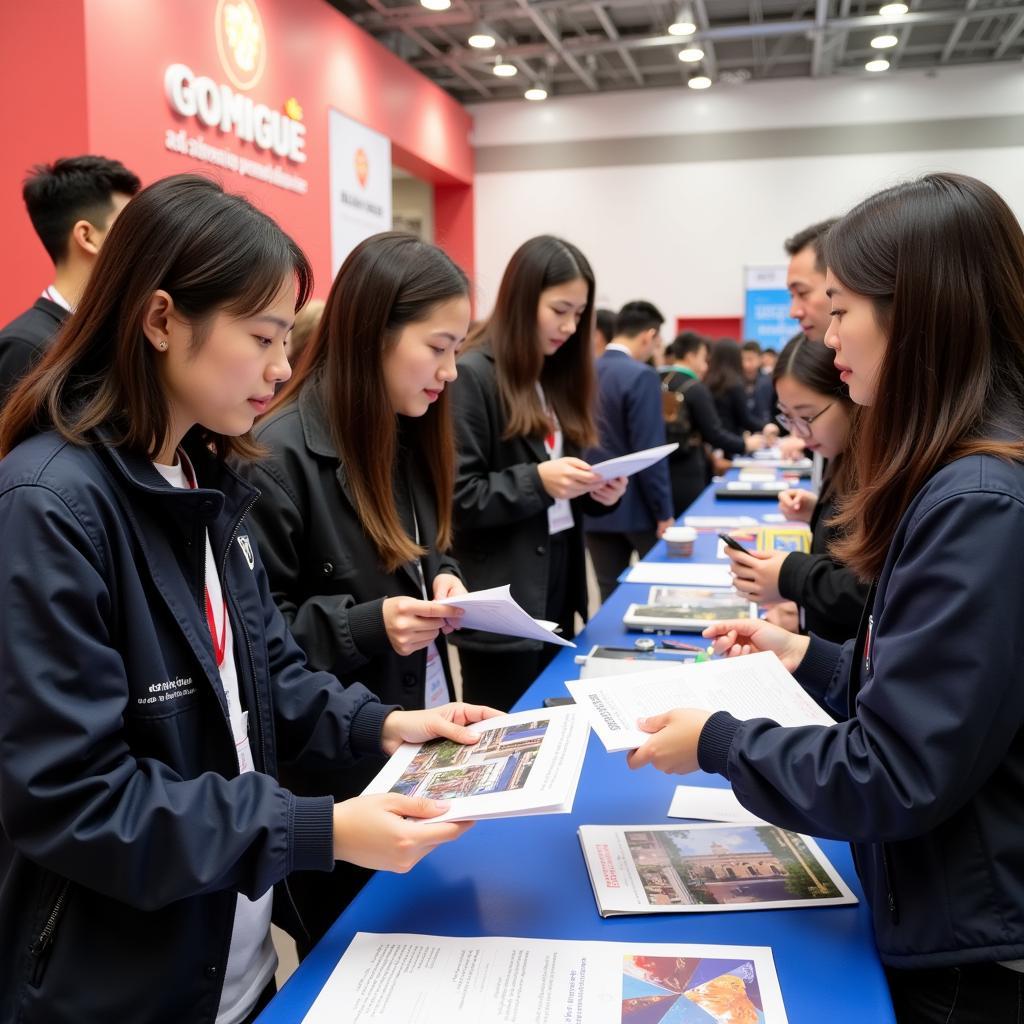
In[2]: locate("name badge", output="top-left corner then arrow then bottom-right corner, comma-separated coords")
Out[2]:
424,642 -> 449,708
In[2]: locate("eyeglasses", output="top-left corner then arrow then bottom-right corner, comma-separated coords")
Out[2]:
775,403 -> 833,439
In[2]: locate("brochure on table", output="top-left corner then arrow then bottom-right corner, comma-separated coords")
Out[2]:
623,585 -> 757,631
620,561 -> 734,588
579,822 -> 857,917
361,705 -> 590,823
590,442 -> 678,481
437,584 -> 575,647
300,931 -> 789,1024
668,785 -> 768,824
565,651 -> 836,753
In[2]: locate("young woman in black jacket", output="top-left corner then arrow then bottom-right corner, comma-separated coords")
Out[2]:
724,334 -> 869,643
0,177 -> 497,1024
450,236 -> 626,710
240,231 -> 473,950
629,173 -> 1024,1024
705,338 -> 771,436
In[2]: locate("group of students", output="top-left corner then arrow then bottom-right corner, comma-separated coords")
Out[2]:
0,165 -> 1022,1024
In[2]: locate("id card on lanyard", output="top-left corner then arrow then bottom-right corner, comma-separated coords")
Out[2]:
411,499 -> 451,708
538,385 -> 574,535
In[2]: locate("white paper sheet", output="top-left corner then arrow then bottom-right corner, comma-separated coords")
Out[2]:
620,562 -> 734,587
590,442 -> 678,481
668,785 -> 768,824
301,932 -> 789,1024
438,584 -> 575,647
683,515 -> 759,529
361,705 -> 590,823
732,456 -> 813,471
565,651 -> 836,753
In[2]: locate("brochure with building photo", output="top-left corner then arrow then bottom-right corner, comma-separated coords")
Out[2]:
623,586 -> 757,631
579,823 -> 856,917
301,931 -> 789,1024
361,705 -> 590,823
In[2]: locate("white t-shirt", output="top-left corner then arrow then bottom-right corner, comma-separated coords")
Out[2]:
154,458 -> 276,1024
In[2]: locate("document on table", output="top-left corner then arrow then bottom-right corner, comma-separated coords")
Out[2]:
565,651 -> 836,753
732,456 -> 813,471
361,705 -> 590,823
590,442 -> 678,481
438,584 -> 575,647
668,784 -> 768,824
683,515 -> 760,529
301,932 -> 789,1024
620,561 -> 733,587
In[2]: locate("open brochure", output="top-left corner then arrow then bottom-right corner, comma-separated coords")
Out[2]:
437,584 -> 575,647
361,705 -> 589,823
301,931 -> 789,1024
579,823 -> 856,917
590,442 -> 678,481
565,651 -> 836,753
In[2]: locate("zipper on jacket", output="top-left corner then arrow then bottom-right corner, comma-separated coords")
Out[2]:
880,842 -> 899,923
28,879 -> 70,986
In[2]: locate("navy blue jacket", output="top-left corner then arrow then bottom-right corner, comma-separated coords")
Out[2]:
0,429 -> 393,1023
584,348 -> 672,533
699,452 -> 1024,968
0,297 -> 66,404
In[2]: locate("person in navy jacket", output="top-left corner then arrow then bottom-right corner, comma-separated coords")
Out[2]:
0,174 -> 498,1024
628,173 -> 1024,1023
584,300 -> 675,600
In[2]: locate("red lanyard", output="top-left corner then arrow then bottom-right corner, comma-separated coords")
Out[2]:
179,452 -> 228,667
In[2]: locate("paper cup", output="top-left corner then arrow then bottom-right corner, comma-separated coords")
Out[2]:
663,526 -> 697,558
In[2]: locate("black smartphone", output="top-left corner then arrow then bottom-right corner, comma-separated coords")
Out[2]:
717,532 -> 752,555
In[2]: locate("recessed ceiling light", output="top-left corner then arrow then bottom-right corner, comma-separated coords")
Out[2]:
492,58 -> 518,77
469,32 -> 496,49
871,34 -> 898,48
879,2 -> 908,15
865,58 -> 890,71
524,86 -> 548,101
687,74 -> 712,89
678,45 -> 705,62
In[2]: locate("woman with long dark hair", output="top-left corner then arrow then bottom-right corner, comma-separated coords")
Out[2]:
0,177 -> 496,1024
240,231 -> 473,950
629,173 -> 1024,1023
450,235 -> 626,710
724,334 -> 869,643
704,338 -> 771,436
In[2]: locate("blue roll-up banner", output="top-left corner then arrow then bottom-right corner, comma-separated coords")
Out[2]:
743,266 -> 798,352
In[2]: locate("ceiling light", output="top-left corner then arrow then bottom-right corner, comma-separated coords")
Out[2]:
871,33 -> 898,48
524,86 -> 548,101
492,57 -> 518,77
668,18 -> 696,36
420,0 -> 451,9
878,2 -> 908,15
687,73 -> 712,89
865,58 -> 890,71
468,28 -> 496,48
678,45 -> 705,62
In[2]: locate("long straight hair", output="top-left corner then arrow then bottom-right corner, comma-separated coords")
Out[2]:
466,235 -> 597,449
0,174 -> 312,460
826,173 -> 1024,580
704,338 -> 745,397
273,232 -> 468,573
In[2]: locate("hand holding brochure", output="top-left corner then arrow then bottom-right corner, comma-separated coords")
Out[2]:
301,932 -> 789,1024
566,651 -> 836,753
437,584 -> 575,647
361,705 -> 590,823
590,442 -> 678,481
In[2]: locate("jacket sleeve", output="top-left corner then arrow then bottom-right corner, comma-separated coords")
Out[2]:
778,551 -> 871,637
697,486 -> 1024,842
626,370 -> 673,522
0,484 -> 348,911
686,384 -> 747,456
0,335 -> 43,403
451,358 -> 554,530
245,458 -> 392,671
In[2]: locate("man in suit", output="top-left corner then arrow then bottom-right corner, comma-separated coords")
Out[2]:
0,155 -> 141,404
585,300 -> 675,600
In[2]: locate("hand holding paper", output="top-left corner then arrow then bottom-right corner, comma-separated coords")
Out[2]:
437,584 -> 575,647
590,442 -> 678,481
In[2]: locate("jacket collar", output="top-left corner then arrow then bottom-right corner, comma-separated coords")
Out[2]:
32,296 -> 68,326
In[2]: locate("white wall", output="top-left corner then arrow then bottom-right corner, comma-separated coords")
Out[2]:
468,65 -> 1024,324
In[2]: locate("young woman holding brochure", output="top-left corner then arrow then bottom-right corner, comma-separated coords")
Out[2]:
724,334 -> 869,643
240,231 -> 473,950
0,177 -> 498,1024
450,235 -> 626,711
628,173 -> 1024,1024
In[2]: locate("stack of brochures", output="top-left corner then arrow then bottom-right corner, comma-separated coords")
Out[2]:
623,585 -> 757,632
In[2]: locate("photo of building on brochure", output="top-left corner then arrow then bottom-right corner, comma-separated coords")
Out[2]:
625,826 -> 843,908
622,954 -> 767,1024
388,720 -> 548,801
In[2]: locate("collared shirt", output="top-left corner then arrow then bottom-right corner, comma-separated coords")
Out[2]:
41,285 -> 72,312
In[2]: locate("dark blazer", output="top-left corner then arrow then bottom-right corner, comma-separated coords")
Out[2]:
584,348 -> 672,533
777,477 -> 871,644
449,346 -> 615,653
0,428 -> 390,1024
745,373 -> 775,426
240,386 -> 459,752
0,297 -> 66,403
699,452 -> 1024,969
713,382 -> 764,435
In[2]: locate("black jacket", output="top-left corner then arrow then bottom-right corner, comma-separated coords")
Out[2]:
713,382 -> 763,436
240,387 -> 458,795
699,452 -> 1024,969
449,346 -> 615,652
777,479 -> 870,644
0,297 -> 66,404
0,429 -> 392,1024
